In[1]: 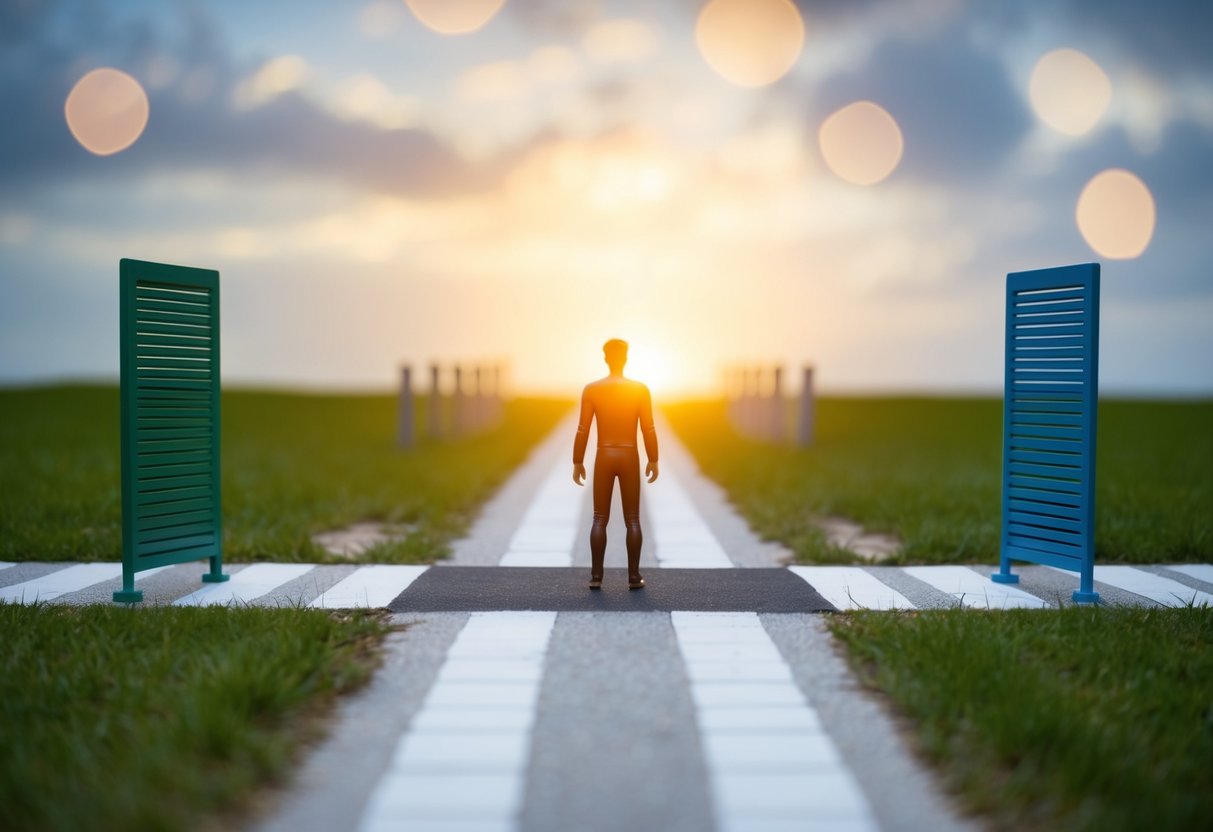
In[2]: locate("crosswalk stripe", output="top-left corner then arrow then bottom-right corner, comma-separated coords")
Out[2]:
1056,565 -> 1213,608
500,457 -> 581,566
359,611 -> 556,832
308,565 -> 429,609
173,563 -> 316,607
0,563 -> 124,604
903,565 -> 1051,609
671,611 -> 877,831
648,469 -> 734,568
1169,564 -> 1213,586
0,562 -> 15,571
788,566 -> 917,611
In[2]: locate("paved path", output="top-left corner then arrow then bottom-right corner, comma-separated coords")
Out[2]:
4,417 -> 1211,831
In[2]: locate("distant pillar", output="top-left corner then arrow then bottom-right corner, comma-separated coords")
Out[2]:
770,365 -> 784,442
798,365 -> 815,446
428,363 -> 442,439
397,365 -> 414,448
473,365 -> 484,432
453,365 -> 466,435
492,364 -> 503,424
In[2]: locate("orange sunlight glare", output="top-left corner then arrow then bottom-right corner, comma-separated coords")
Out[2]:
1076,168 -> 1156,259
695,0 -> 805,88
403,0 -> 506,35
64,68 -> 149,156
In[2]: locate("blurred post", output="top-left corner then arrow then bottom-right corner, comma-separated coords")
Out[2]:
770,365 -> 784,442
492,363 -> 503,424
453,364 -> 466,435
397,364 -> 414,448
798,365 -> 816,447
428,363 -> 442,439
473,365 -> 484,432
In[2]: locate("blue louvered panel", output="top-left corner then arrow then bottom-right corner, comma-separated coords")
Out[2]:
995,263 -> 1100,602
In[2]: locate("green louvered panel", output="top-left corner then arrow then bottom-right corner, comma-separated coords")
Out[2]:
118,259 -> 227,601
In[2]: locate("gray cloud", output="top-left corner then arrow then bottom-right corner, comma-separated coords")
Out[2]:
809,26 -> 1033,183
0,1 -> 503,200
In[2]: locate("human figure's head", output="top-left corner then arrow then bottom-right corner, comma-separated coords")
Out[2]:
603,338 -> 628,374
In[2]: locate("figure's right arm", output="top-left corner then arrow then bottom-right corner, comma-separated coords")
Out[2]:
572,386 -> 592,484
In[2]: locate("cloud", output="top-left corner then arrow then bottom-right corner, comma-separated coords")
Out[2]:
0,2 -> 500,200
811,26 -> 1032,183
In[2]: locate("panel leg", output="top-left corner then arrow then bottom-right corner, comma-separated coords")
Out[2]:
202,555 -> 230,583
1071,563 -> 1100,604
112,566 -> 143,604
991,552 -> 1019,584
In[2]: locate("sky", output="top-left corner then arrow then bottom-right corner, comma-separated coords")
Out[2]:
1,0 -> 1211,397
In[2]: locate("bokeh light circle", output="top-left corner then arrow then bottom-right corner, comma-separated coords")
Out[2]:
1076,168 -> 1155,259
1029,48 -> 1111,136
695,0 -> 805,88
404,0 -> 506,35
818,101 -> 904,186
64,68 -> 150,156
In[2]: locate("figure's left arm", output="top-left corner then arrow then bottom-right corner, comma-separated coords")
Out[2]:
641,385 -> 659,483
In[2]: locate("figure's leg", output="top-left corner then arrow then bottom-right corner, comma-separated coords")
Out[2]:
619,449 -> 643,587
590,450 -> 613,585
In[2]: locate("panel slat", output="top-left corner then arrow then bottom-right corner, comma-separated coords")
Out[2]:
136,334 -> 212,349
1008,523 -> 1081,546
136,368 -> 212,381
137,509 -> 214,530
1009,436 -> 1082,455
1012,300 -> 1084,315
136,533 -> 216,557
1013,323 -> 1085,336
136,450 -> 211,467
135,321 -> 213,339
1009,498 -> 1081,520
1011,359 -> 1083,371
130,427 -> 211,442
134,542 -> 216,564
135,492 -> 214,512
1009,461 -> 1082,481
1013,290 -> 1084,304
136,307 -> 209,326
1009,449 -> 1084,469
136,357 -> 212,371
1007,534 -> 1078,556
1010,383 -> 1084,396
1011,370 -> 1085,383
1007,485 -> 1081,506
1011,336 -> 1083,348
136,417 -> 212,429
136,473 -> 213,492
136,462 -> 212,480
137,437 -> 212,454
1011,347 -> 1084,359
136,346 -> 212,360
1009,412 -> 1082,426
136,379 -> 212,391
135,298 -> 210,316
1008,425 -> 1084,441
135,286 -> 210,306
1009,510 -> 1082,534
138,521 -> 217,545
1010,398 -> 1083,414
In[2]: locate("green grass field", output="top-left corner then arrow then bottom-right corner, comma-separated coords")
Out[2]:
0,603 -> 392,832
0,385 -> 569,563
664,398 -> 1212,564
831,607 -> 1213,831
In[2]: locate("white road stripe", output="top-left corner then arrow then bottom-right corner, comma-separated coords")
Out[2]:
1056,565 -> 1213,608
0,562 -> 15,570
789,566 -> 917,611
647,469 -> 733,568
359,611 -> 557,832
173,563 -> 316,607
904,565 -> 1051,609
672,611 -> 876,832
1167,564 -> 1213,587
0,562 -> 166,604
500,462 -> 581,567
307,565 -> 428,609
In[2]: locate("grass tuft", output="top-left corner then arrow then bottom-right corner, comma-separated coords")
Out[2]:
830,606 -> 1213,831
0,602 -> 393,832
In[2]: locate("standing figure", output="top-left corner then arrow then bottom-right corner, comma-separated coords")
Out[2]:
573,339 -> 659,589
